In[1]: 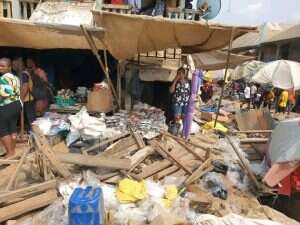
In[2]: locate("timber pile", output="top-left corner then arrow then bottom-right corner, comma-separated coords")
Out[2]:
0,121 -> 298,225
0,125 -> 223,223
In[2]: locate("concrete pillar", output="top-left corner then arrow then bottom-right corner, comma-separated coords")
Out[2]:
275,44 -> 281,60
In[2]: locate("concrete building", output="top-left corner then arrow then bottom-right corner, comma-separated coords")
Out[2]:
232,22 -> 300,63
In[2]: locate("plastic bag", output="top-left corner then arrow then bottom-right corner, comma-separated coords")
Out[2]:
227,165 -> 249,192
202,172 -> 228,200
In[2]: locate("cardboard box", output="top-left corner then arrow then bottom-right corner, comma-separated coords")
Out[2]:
87,88 -> 113,113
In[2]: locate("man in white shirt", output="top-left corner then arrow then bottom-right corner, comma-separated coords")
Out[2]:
250,83 -> 257,107
241,84 -> 251,110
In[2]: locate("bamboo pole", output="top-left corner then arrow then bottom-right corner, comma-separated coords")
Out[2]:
213,28 -> 235,128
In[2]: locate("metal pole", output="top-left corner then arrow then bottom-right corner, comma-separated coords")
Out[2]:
213,28 -> 235,128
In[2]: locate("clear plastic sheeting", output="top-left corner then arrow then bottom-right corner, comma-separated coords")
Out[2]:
32,112 -> 70,136
268,118 -> 300,163
227,166 -> 249,192
19,201 -> 68,225
193,213 -> 282,225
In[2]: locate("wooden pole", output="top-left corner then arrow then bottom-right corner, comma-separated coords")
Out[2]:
80,25 -> 120,109
117,62 -> 122,108
19,110 -> 25,140
214,28 -> 235,128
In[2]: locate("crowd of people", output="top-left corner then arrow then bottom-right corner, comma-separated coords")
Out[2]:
0,57 -> 52,158
233,81 -> 296,114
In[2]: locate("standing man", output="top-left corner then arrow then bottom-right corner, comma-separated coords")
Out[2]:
263,89 -> 275,111
287,89 -> 296,115
12,57 -> 36,130
250,83 -> 257,108
240,83 -> 251,110
278,90 -> 289,114
0,58 -> 22,158
170,67 -> 191,135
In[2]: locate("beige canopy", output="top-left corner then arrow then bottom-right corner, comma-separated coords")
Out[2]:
92,11 -> 256,60
0,17 -> 104,49
191,51 -> 254,70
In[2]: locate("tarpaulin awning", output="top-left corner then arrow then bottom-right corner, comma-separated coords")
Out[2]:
92,10 -> 256,60
191,50 -> 254,70
0,17 -> 104,49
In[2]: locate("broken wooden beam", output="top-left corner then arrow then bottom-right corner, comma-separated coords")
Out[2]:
127,146 -> 154,173
233,130 -> 273,134
0,180 -> 56,205
0,189 -> 57,223
84,132 -> 130,153
151,140 -> 193,174
131,131 -> 145,149
240,138 -> 269,144
32,127 -> 71,179
56,153 -> 131,170
184,158 -> 212,186
225,135 -> 261,190
6,148 -> 30,191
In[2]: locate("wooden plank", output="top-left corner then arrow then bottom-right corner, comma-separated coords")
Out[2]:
162,132 -> 205,161
56,153 -> 131,170
85,132 -> 129,153
111,144 -> 139,158
184,158 -> 212,186
135,160 -> 172,180
225,135 -> 261,190
32,127 -> 71,179
151,140 -> 192,174
99,135 -> 135,157
0,189 -> 57,223
128,146 -> 154,173
0,160 -> 19,166
6,148 -> 30,191
0,180 -> 56,204
131,131 -> 145,149
152,165 -> 179,180
233,130 -> 272,134
99,171 -> 119,181
240,138 -> 269,144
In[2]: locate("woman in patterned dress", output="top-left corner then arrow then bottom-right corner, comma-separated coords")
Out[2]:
0,58 -> 22,158
169,67 -> 191,131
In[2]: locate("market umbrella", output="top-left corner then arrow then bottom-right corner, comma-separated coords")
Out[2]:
231,60 -> 265,81
252,60 -> 300,90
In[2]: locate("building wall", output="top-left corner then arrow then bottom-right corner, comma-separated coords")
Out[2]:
260,45 -> 277,62
259,39 -> 300,63
288,40 -> 300,62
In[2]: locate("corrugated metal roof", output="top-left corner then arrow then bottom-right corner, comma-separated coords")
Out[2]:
232,23 -> 293,50
265,23 -> 300,43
